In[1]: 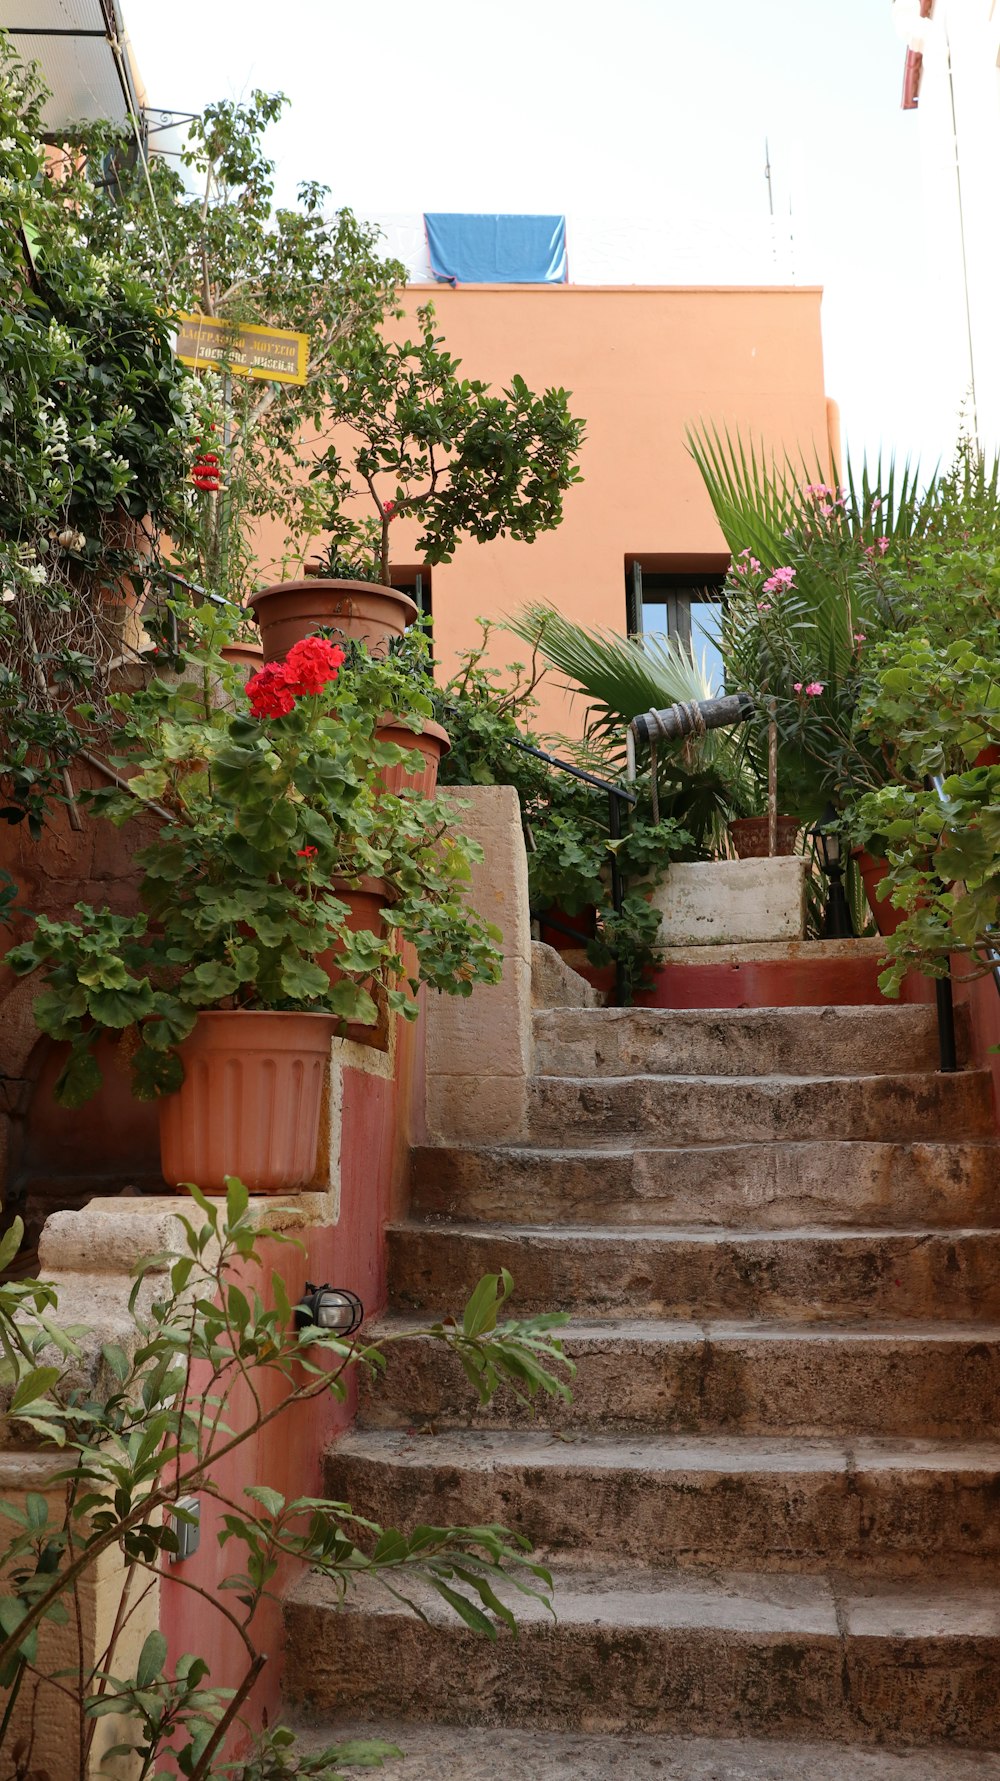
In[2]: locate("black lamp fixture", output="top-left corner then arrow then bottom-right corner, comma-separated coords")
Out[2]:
810,803 -> 854,939
294,1283 -> 364,1336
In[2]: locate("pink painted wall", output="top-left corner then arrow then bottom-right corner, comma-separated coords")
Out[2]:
158,1015 -> 420,1738
252,284 -> 834,738
953,961 -> 1000,1127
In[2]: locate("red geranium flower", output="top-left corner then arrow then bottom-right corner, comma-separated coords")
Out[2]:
297,845 -> 318,858
246,662 -> 297,719
282,637 -> 345,696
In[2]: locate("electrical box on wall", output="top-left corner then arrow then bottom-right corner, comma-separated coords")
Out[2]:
170,1496 -> 200,1563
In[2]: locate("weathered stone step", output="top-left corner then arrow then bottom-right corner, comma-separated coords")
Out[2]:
410,1139 -> 1000,1230
533,1003 -> 958,1079
287,1719 -> 1000,1780
527,1071 -> 995,1145
387,1222 -> 1000,1321
326,1427 -> 1000,1578
360,1317 -> 1000,1439
283,1566 -> 1000,1744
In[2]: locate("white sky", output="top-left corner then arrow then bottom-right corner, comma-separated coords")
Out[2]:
122,0 -> 946,472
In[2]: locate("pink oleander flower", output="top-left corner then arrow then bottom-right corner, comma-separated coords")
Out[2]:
877,535 -> 890,554
804,681 -> 824,696
802,482 -> 831,498
863,545 -> 876,560
762,565 -> 795,593
756,601 -> 771,612
793,682 -> 803,693
819,503 -> 834,518
854,632 -> 866,644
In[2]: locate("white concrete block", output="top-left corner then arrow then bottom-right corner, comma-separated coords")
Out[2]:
650,858 -> 808,946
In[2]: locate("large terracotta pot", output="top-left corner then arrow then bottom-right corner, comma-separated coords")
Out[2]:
248,579 -> 418,663
729,815 -> 800,859
158,1009 -> 336,1195
853,848 -> 908,937
375,716 -> 450,797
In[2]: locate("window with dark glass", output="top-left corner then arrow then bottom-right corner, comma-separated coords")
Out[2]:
624,560 -> 727,693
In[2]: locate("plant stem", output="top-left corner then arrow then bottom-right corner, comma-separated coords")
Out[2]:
187,1652 -> 266,1781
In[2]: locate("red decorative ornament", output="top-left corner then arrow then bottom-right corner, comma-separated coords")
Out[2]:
191,440 -> 222,493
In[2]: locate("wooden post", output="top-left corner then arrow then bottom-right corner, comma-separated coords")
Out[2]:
767,698 -> 778,858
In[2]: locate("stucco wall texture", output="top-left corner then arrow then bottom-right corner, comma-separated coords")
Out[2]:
253,283 -> 835,736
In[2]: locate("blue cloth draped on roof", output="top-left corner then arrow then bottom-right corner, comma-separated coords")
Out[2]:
423,214 -> 568,285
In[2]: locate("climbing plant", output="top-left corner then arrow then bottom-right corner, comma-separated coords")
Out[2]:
0,1186 -> 573,1778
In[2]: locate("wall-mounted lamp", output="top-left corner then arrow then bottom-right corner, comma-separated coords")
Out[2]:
294,1283 -> 364,1336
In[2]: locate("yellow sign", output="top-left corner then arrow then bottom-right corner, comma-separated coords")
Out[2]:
175,313 -> 309,385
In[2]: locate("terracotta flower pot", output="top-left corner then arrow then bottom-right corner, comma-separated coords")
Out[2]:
375,716 -> 451,797
221,640 -> 264,678
852,848 -> 909,937
319,876 -> 393,1051
248,578 -> 418,664
728,815 -> 800,859
158,1009 -> 336,1195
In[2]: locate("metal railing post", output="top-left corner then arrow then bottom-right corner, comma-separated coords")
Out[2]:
608,790 -> 626,1005
935,976 -> 958,1073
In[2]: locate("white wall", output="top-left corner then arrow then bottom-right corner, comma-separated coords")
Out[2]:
367,210 -> 807,288
895,0 -> 1000,457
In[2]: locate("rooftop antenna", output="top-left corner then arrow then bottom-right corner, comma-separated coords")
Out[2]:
764,138 -> 774,218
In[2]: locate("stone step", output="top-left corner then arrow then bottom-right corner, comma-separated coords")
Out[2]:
359,1317 -> 1000,1440
410,1139 -> 1000,1230
532,1003 -> 957,1079
283,1566 -> 1000,1743
286,1720 -> 1000,1780
326,1427 -> 1000,1578
387,1222 -> 1000,1321
527,1070 -> 994,1145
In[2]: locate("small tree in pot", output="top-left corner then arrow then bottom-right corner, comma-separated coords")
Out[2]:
250,305 -> 585,659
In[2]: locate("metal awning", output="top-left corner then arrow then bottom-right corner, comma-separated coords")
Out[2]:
0,0 -> 145,134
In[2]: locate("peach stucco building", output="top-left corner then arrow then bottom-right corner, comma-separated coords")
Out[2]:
259,280 -> 836,737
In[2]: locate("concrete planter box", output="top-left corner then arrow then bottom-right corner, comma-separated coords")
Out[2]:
650,857 -> 807,947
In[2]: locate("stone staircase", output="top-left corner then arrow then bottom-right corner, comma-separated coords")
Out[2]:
284,1002 -> 1000,1775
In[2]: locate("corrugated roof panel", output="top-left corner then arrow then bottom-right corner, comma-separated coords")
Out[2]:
7,33 -> 129,127
1,1 -> 106,28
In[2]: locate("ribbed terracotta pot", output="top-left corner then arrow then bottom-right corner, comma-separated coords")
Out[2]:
248,579 -> 418,663
729,815 -> 800,859
375,716 -> 450,797
159,1009 -> 336,1195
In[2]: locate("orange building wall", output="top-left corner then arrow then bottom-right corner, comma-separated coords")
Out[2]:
254,283 -> 833,737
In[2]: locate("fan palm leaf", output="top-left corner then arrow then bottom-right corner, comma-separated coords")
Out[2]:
508,602 -> 716,743
507,604 -> 754,850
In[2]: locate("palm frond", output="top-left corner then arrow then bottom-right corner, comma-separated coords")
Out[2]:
508,603 -> 713,741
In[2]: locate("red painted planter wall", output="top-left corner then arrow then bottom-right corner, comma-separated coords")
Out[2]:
634,953 -> 938,1011
157,1013 -> 421,1737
